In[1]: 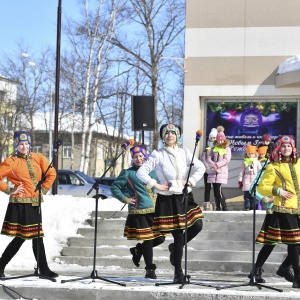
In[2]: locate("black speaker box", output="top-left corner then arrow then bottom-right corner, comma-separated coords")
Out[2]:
131,95 -> 155,130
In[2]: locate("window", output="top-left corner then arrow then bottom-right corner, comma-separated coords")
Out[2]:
0,91 -> 5,102
97,146 -> 103,159
63,145 -> 72,158
33,146 -> 42,153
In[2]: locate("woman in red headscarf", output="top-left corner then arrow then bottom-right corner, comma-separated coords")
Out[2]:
256,135 -> 300,288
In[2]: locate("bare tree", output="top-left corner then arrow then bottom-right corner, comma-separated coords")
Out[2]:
63,0 -> 124,174
111,0 -> 185,149
0,42 -> 53,145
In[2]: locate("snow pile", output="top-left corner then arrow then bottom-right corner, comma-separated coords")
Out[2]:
277,55 -> 300,75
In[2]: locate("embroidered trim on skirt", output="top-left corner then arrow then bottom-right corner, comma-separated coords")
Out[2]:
152,192 -> 204,232
256,212 -> 300,245
124,213 -> 163,240
1,203 -> 44,240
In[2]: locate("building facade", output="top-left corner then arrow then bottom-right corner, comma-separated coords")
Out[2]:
184,0 -> 300,157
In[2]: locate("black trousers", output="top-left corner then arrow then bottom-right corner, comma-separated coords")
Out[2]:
212,183 -> 227,210
0,237 -> 49,270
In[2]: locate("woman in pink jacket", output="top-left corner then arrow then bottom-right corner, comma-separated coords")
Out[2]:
206,126 -> 231,211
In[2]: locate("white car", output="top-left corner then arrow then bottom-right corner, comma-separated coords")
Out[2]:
57,169 -> 112,199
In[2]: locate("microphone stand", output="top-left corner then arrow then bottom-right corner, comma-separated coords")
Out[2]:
156,134 -> 217,289
3,142 -> 62,282
216,152 -> 282,292
61,147 -> 127,286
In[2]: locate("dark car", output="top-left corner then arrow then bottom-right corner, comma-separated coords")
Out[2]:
57,170 -> 112,199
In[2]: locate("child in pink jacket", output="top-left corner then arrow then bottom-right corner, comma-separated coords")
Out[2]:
206,126 -> 231,211
238,144 -> 262,210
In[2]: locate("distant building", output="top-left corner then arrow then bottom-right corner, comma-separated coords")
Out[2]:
0,75 -> 17,160
34,130 -> 131,178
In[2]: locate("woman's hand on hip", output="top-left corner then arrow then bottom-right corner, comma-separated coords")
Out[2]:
154,183 -> 170,192
11,183 -> 25,195
281,190 -> 292,199
127,196 -> 137,204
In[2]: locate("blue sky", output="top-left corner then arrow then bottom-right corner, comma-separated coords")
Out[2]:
0,1 -> 81,55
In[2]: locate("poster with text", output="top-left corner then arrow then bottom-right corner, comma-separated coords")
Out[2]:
205,102 -> 297,156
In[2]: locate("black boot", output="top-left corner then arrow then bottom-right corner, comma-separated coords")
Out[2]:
292,267 -> 300,288
0,237 -> 24,279
220,197 -> 228,211
276,264 -> 294,282
145,264 -> 156,279
168,243 -> 175,266
130,243 -> 142,267
33,239 -> 58,278
214,198 -> 221,211
248,266 -> 265,283
174,268 -> 184,284
222,205 -> 228,211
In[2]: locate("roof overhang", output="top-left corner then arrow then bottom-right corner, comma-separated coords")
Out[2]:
276,70 -> 300,88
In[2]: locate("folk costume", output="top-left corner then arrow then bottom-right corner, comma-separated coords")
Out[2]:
257,135 -> 300,288
206,126 -> 231,211
111,145 -> 165,279
248,162 -> 294,284
137,124 -> 205,283
0,131 -> 57,279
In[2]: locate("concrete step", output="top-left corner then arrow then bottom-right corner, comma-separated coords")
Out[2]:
76,227 -> 263,241
56,255 -> 284,274
60,246 -> 287,263
86,218 -> 264,232
95,210 -> 267,222
58,211 -> 284,275
66,237 -> 287,251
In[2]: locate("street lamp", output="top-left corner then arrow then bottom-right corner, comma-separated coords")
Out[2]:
21,53 -> 36,67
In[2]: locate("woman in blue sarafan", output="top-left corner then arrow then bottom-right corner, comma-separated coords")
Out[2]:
111,145 -> 165,280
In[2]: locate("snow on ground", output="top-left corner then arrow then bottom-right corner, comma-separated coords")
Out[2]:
0,193 -> 127,272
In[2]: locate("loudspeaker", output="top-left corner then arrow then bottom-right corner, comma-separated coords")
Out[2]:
131,95 -> 155,131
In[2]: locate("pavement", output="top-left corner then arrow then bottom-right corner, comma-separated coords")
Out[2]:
0,268 -> 299,300
1,202 -> 300,300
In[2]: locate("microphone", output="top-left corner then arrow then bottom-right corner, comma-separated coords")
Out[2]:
121,139 -> 135,149
195,130 -> 203,143
53,139 -> 62,154
266,142 -> 275,157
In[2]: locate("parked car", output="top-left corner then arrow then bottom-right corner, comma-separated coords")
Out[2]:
93,176 -> 131,195
92,177 -> 116,186
57,169 -> 112,199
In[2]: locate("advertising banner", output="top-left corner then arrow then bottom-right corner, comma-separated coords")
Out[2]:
205,102 -> 297,156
